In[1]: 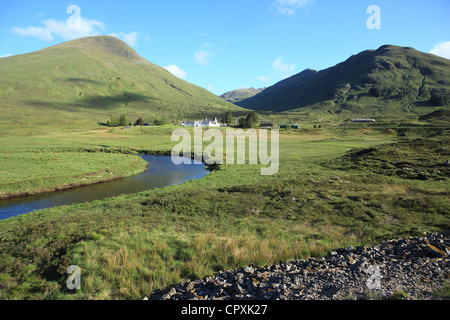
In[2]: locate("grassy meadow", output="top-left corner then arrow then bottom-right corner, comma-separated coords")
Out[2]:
0,147 -> 148,199
0,120 -> 449,299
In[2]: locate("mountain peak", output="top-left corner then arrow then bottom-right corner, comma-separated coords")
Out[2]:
375,44 -> 418,55
237,44 -> 450,112
57,36 -> 143,61
220,87 -> 266,104
0,36 -> 242,122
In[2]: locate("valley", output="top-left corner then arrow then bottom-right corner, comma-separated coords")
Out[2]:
0,36 -> 448,301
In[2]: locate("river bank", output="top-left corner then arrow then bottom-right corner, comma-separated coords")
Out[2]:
0,154 -> 209,220
0,148 -> 149,201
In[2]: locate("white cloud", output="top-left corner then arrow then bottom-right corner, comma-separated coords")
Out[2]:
430,41 -> 450,60
11,11 -> 141,48
195,49 -> 214,66
194,42 -> 223,67
0,54 -> 13,59
12,25 -> 53,41
163,64 -> 187,79
255,57 -> 296,84
141,33 -> 152,42
13,17 -> 105,41
45,17 -> 105,40
257,75 -> 271,83
109,32 -> 139,47
121,32 -> 139,47
273,56 -> 296,76
271,0 -> 315,16
197,32 -> 209,38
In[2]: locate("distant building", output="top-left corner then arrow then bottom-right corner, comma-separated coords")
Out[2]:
352,119 -> 376,123
280,124 -> 299,129
203,118 -> 221,127
181,120 -> 201,127
260,122 -> 273,129
181,118 -> 221,127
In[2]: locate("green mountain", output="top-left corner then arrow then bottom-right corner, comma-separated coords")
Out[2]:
237,45 -> 450,116
0,36 -> 243,124
220,87 -> 265,104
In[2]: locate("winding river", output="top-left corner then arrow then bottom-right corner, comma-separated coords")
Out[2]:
0,155 -> 209,220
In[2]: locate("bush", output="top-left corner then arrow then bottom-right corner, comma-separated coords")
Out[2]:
135,117 -> 145,126
369,87 -> 383,98
244,112 -> 259,128
107,114 -> 131,127
153,117 -> 168,126
429,93 -> 448,106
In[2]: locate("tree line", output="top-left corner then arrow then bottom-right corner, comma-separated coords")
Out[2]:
106,114 -> 168,127
222,110 -> 260,128
106,111 -> 262,128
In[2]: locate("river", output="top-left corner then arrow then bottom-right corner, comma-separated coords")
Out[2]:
0,154 -> 209,220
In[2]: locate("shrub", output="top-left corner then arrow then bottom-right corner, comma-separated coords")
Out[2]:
135,117 -> 145,126
244,112 -> 259,128
429,93 -> 448,106
369,87 -> 383,97
107,114 -> 131,127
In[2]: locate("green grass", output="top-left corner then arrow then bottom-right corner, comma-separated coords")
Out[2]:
0,147 -> 148,199
433,281 -> 450,299
324,137 -> 450,181
0,123 -> 448,300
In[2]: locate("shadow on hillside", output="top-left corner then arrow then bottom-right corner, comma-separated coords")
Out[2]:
65,78 -> 103,85
412,100 -> 434,108
24,92 -> 155,110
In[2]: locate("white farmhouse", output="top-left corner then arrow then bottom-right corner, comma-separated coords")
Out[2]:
352,119 -> 376,123
181,118 -> 221,127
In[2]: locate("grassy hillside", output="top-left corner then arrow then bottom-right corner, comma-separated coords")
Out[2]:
0,36 -> 245,125
237,45 -> 450,118
220,87 -> 265,103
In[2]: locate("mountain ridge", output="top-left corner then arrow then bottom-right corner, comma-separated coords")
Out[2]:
220,87 -> 266,104
236,45 -> 450,115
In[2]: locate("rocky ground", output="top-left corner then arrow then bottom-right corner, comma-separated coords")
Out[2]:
151,231 -> 450,300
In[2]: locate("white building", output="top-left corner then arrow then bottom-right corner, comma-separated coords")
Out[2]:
352,119 -> 376,123
182,118 -> 221,127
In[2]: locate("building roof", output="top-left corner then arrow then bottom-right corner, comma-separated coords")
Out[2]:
352,119 -> 376,122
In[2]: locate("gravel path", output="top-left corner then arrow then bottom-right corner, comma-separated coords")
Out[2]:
151,231 -> 450,300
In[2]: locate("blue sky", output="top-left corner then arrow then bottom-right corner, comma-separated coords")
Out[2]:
1,0 -> 449,95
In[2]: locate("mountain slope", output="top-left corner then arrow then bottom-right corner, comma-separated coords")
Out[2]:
237,45 -> 450,115
0,36 -> 243,124
220,87 -> 265,103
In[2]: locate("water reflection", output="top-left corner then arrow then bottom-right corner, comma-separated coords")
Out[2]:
0,155 -> 208,220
